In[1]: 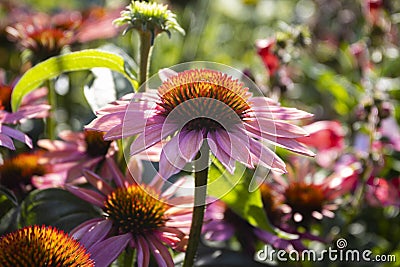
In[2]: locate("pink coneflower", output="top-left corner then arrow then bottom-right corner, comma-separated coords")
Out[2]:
271,157 -> 357,225
0,225 -> 94,266
0,70 -> 49,149
87,69 -> 314,179
66,158 -> 192,267
36,129 -> 115,185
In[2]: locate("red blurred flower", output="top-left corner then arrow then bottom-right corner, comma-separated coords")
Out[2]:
297,120 -> 345,167
366,177 -> 400,207
255,38 -> 280,76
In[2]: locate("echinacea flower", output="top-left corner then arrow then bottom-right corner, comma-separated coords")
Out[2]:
66,158 -> 192,267
6,12 -> 75,62
113,0 -> 185,42
0,151 -> 70,196
36,130 -> 115,184
271,157 -> 357,225
0,70 -> 49,149
87,69 -> 314,179
0,225 -> 94,267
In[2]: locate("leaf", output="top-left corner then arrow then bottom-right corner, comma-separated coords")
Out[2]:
19,188 -> 100,232
208,159 -> 274,232
11,49 -> 138,111
0,186 -> 18,218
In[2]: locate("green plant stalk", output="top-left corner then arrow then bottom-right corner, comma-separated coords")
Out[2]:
183,145 -> 209,267
138,31 -> 153,91
46,79 -> 56,140
123,247 -> 135,267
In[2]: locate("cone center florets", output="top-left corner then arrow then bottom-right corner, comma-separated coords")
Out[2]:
157,69 -> 252,131
284,182 -> 325,215
84,130 -> 111,157
0,225 -> 94,267
104,185 -> 168,236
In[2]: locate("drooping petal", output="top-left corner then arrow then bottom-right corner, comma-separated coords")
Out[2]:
159,133 -> 188,179
89,233 -> 132,267
106,157 -> 130,188
0,133 -> 15,149
65,185 -> 106,207
147,235 -> 174,267
215,129 -> 252,167
178,130 -> 204,161
78,219 -> 113,250
136,236 -> 150,267
249,139 -> 287,173
130,122 -> 177,156
244,118 -> 309,139
83,169 -> 114,195
0,125 -> 32,148
207,131 -> 235,173
70,218 -> 104,240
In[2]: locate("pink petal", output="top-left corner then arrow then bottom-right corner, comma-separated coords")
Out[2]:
83,169 -> 114,195
136,236 -> 150,267
65,185 -> 106,207
244,118 -> 309,139
249,139 -> 287,173
178,130 -> 203,161
274,137 -> 316,157
215,129 -> 252,167
85,112 -> 125,131
106,157 -> 129,188
71,218 -> 104,239
147,235 -> 174,267
130,122 -> 176,156
207,131 -> 235,173
79,219 -> 113,249
0,125 -> 32,148
159,134 -> 188,179
89,233 -> 132,267
0,133 -> 15,149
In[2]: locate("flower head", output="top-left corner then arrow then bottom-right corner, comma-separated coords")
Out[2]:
0,225 -> 94,267
271,157 -> 356,225
87,68 -> 314,179
113,0 -> 184,42
66,158 -> 192,267
256,38 -> 280,76
36,130 -> 114,186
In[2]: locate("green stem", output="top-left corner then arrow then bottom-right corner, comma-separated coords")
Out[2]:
123,247 -> 135,267
46,79 -> 56,140
183,144 -> 209,267
138,31 -> 153,91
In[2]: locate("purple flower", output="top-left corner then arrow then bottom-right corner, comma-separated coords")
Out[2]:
87,69 -> 314,179
66,157 -> 193,267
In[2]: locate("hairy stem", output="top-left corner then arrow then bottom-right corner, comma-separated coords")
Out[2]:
138,31 -> 153,91
183,144 -> 209,267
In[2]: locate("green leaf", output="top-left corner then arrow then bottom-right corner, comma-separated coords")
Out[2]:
208,159 -> 274,232
0,186 -> 18,218
11,49 -> 138,111
19,188 -> 100,232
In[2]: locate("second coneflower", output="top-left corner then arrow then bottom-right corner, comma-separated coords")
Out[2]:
87,68 -> 314,179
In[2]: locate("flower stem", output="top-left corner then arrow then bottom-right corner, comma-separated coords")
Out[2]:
138,31 -> 153,91
183,144 -> 209,267
46,79 -> 56,140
